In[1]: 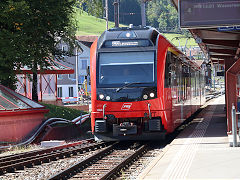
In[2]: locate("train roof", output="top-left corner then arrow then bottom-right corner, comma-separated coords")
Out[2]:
97,26 -> 201,70
97,26 -> 159,49
103,26 -> 156,39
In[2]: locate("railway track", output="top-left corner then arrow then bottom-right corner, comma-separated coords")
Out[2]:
0,100 -> 211,179
48,141 -> 148,180
0,139 -> 110,176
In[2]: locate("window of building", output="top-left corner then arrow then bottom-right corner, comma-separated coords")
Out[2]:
68,73 -> 75,80
69,87 -> 73,97
57,74 -> 63,79
81,60 -> 87,70
62,45 -> 68,52
79,76 -> 85,84
57,87 -> 62,97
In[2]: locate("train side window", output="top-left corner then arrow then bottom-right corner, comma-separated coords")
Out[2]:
193,70 -> 197,97
178,60 -> 183,102
170,64 -> 176,86
165,52 -> 171,88
197,71 -> 200,96
182,65 -> 190,100
190,68 -> 195,97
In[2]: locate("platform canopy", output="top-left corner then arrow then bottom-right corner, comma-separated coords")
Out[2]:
0,85 -> 44,111
16,59 -> 74,102
170,0 -> 240,134
19,58 -> 74,75
171,0 -> 240,64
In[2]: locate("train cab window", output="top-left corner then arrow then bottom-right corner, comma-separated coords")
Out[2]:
98,51 -> 155,86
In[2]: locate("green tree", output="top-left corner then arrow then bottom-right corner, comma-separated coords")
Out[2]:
0,0 -> 102,101
22,0 -> 78,101
0,1 -> 32,89
146,0 -> 178,31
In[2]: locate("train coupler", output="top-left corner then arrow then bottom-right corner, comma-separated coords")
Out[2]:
113,122 -> 137,136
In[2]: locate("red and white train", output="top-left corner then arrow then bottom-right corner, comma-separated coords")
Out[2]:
90,26 -> 205,141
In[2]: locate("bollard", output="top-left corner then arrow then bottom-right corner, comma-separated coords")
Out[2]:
232,104 -> 238,147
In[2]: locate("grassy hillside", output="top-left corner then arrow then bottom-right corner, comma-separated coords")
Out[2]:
75,11 -> 125,36
163,33 -> 197,48
74,11 -> 197,47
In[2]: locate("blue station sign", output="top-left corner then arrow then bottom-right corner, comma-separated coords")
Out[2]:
217,26 -> 240,31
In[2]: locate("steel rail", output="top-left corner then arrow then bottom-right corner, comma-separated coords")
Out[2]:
0,140 -> 109,175
48,142 -> 148,180
48,142 -> 119,180
0,139 -> 94,163
99,144 -> 148,179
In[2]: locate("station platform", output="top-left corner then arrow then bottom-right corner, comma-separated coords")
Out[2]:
138,95 -> 240,180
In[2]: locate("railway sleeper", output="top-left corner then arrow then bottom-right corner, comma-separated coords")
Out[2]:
4,167 -> 15,174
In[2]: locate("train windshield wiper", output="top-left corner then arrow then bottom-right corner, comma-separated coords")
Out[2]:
116,82 -> 145,92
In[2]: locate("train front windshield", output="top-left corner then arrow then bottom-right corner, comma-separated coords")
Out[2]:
98,51 -> 155,87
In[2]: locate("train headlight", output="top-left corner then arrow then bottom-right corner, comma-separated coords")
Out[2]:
99,94 -> 105,100
150,92 -> 155,98
126,32 -> 131,37
106,96 -> 111,101
143,94 -> 148,100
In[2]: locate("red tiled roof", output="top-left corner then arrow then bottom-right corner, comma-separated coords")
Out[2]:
76,35 -> 98,48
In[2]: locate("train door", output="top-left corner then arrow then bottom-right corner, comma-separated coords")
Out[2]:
200,71 -> 206,105
196,71 -> 201,108
165,52 -> 183,129
187,66 -> 191,117
190,68 -> 195,114
192,70 -> 198,112
170,55 -> 181,127
165,52 -> 174,130
175,59 -> 184,123
182,65 -> 191,118
176,58 -> 184,125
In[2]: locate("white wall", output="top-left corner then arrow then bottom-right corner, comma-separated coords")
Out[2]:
78,43 -> 91,92
57,84 -> 78,102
